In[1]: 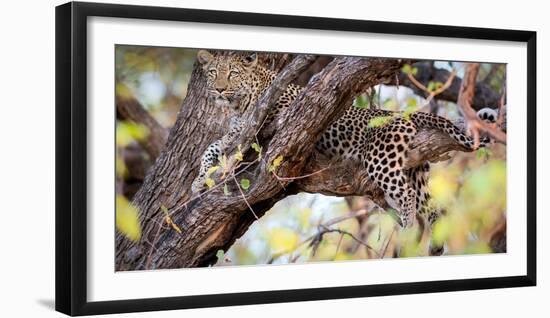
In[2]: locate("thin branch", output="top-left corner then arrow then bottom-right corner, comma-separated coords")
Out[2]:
333,233 -> 345,260
116,94 -> 168,159
407,69 -> 457,107
272,165 -> 332,181
318,225 -> 379,256
232,175 -> 259,220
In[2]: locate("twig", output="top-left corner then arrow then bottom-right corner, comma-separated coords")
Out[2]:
232,175 -> 259,220
268,208 -> 380,262
318,224 -> 380,257
272,165 -> 332,181
333,233 -> 345,260
407,69 -> 457,108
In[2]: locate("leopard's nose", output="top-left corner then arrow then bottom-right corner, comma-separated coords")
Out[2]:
215,88 -> 225,94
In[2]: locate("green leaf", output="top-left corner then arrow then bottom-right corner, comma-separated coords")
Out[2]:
216,249 -> 225,262
476,147 -> 492,159
427,81 -> 436,92
116,121 -> 150,147
406,98 -> 417,108
402,103 -> 417,121
223,183 -> 231,196
402,64 -> 418,76
251,143 -> 262,159
240,178 -> 250,190
251,143 -> 261,153
368,116 -> 393,128
354,94 -> 369,108
116,195 -> 141,242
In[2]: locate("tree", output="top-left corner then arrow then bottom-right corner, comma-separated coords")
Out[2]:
115,52 -> 506,270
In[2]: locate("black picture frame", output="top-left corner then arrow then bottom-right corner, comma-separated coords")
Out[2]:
55,1 -> 537,316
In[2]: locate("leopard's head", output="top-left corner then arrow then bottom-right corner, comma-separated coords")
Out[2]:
197,50 -> 258,111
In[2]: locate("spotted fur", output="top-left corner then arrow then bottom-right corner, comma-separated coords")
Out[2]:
192,50 -> 495,255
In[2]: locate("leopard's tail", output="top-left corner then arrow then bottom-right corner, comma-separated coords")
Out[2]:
409,110 -> 494,151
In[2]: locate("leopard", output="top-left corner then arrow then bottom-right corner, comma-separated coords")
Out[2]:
191,50 -> 495,255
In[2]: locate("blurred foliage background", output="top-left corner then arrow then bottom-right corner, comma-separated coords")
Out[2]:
115,45 -> 507,265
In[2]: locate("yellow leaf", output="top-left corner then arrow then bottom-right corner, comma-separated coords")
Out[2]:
116,121 -> 150,147
269,227 -> 299,253
164,216 -> 182,234
116,195 -> 141,242
269,155 -> 284,172
161,205 -> 182,234
272,155 -> 283,167
115,82 -> 133,99
429,173 -> 457,206
298,208 -> 312,229
116,156 -> 128,179
432,216 -> 451,246
205,178 -> 215,188
206,165 -> 220,176
219,154 -> 229,174
234,151 -> 243,161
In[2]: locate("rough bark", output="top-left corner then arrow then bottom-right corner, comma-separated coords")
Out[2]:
115,56 -> 479,271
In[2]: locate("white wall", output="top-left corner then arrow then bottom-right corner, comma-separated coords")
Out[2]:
0,0 -> 546,317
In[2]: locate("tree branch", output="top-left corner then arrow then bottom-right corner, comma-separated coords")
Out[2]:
457,63 -> 507,145
116,95 -> 168,159
395,62 -> 502,110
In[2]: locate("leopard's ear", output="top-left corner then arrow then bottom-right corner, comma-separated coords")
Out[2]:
241,52 -> 257,69
197,50 -> 214,65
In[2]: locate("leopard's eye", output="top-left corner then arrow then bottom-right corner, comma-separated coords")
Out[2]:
229,70 -> 240,78
208,69 -> 217,76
